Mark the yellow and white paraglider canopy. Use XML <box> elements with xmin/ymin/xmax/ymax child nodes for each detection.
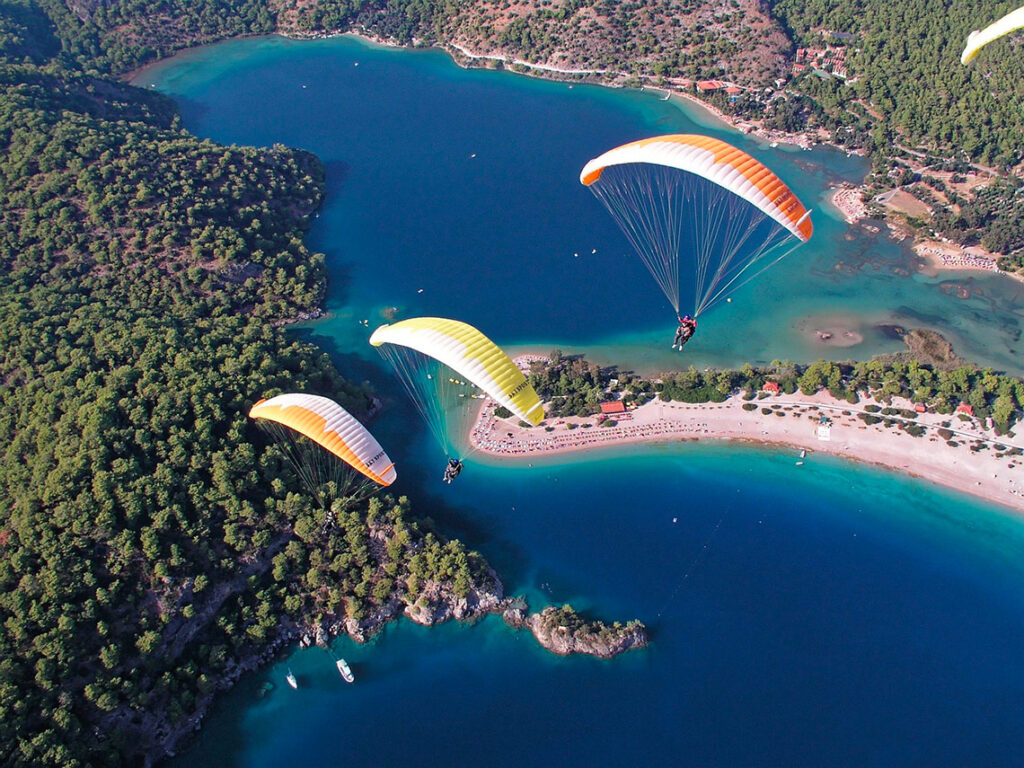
<box><xmin>249</xmin><ymin>393</ymin><xmax>396</xmax><ymax>486</ymax></box>
<box><xmin>961</xmin><ymin>6</ymin><xmax>1024</xmax><ymax>64</ymax></box>
<box><xmin>370</xmin><ymin>317</ymin><xmax>544</xmax><ymax>428</ymax></box>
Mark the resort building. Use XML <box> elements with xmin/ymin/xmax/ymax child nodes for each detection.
<box><xmin>600</xmin><ymin>401</ymin><xmax>626</xmax><ymax>415</ymax></box>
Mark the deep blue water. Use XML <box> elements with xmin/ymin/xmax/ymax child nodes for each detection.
<box><xmin>137</xmin><ymin>36</ymin><xmax>1024</xmax><ymax>767</ymax></box>
<box><xmin>179</xmin><ymin>449</ymin><xmax>1024</xmax><ymax>768</ymax></box>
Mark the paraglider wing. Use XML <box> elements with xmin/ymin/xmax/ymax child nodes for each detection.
<box><xmin>961</xmin><ymin>6</ymin><xmax>1024</xmax><ymax>63</ymax></box>
<box><xmin>580</xmin><ymin>135</ymin><xmax>812</xmax><ymax>242</ymax></box>
<box><xmin>580</xmin><ymin>134</ymin><xmax>812</xmax><ymax>317</ymax></box>
<box><xmin>370</xmin><ymin>317</ymin><xmax>544</xmax><ymax>426</ymax></box>
<box><xmin>249</xmin><ymin>393</ymin><xmax>396</xmax><ymax>486</ymax></box>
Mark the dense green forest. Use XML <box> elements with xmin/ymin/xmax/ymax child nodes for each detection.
<box><xmin>0</xmin><ymin>3</ymin><xmax>496</xmax><ymax>764</ymax></box>
<box><xmin>770</xmin><ymin>0</ymin><xmax>1024</xmax><ymax>167</ymax></box>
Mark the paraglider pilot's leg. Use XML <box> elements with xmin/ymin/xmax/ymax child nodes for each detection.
<box><xmin>672</xmin><ymin>327</ymin><xmax>685</xmax><ymax>349</ymax></box>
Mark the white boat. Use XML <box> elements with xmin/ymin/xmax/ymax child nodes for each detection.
<box><xmin>286</xmin><ymin>669</ymin><xmax>298</xmax><ymax>689</ymax></box>
<box><xmin>336</xmin><ymin>658</ymin><xmax>354</xmax><ymax>683</ymax></box>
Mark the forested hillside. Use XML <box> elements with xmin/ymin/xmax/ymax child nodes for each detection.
<box><xmin>771</xmin><ymin>0</ymin><xmax>1024</xmax><ymax>167</ymax></box>
<box><xmin>0</xmin><ymin>4</ymin><xmax>494</xmax><ymax>764</ymax></box>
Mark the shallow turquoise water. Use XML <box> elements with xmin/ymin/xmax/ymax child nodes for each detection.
<box><xmin>138</xmin><ymin>35</ymin><xmax>1024</xmax><ymax>767</ymax></box>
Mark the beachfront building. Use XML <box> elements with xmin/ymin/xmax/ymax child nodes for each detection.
<box><xmin>600</xmin><ymin>401</ymin><xmax>626</xmax><ymax>415</ymax></box>
<box><xmin>762</xmin><ymin>381</ymin><xmax>781</xmax><ymax>394</ymax></box>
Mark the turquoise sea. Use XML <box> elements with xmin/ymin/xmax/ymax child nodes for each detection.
<box><xmin>136</xmin><ymin>36</ymin><xmax>1024</xmax><ymax>766</ymax></box>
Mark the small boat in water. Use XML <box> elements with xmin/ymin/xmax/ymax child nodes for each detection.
<box><xmin>286</xmin><ymin>669</ymin><xmax>298</xmax><ymax>689</ymax></box>
<box><xmin>336</xmin><ymin>658</ymin><xmax>354</xmax><ymax>683</ymax></box>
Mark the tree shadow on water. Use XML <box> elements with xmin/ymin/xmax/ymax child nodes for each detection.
<box><xmin>320</xmin><ymin>159</ymin><xmax>350</xmax><ymax>198</ymax></box>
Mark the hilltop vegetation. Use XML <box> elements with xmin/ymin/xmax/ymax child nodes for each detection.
<box><xmin>767</xmin><ymin>0</ymin><xmax>1024</xmax><ymax>261</ymax></box>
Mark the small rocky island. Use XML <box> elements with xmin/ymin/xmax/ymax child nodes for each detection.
<box><xmin>506</xmin><ymin>602</ymin><xmax>649</xmax><ymax>659</ymax></box>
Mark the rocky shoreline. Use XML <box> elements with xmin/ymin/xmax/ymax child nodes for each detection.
<box><xmin>144</xmin><ymin>548</ymin><xmax>645</xmax><ymax>764</ymax></box>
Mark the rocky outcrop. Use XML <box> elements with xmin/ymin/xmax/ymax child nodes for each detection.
<box><xmin>525</xmin><ymin>605</ymin><xmax>648</xmax><ymax>659</ymax></box>
<box><xmin>404</xmin><ymin>568</ymin><xmax>504</xmax><ymax>626</ymax></box>
<box><xmin>271</xmin><ymin>307</ymin><xmax>325</xmax><ymax>326</ymax></box>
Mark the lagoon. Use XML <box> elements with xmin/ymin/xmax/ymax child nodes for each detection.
<box><xmin>136</xmin><ymin>34</ymin><xmax>1024</xmax><ymax>375</ymax></box>
<box><xmin>138</xmin><ymin>35</ymin><xmax>1024</xmax><ymax>767</ymax></box>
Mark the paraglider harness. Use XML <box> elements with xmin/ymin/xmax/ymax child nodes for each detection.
<box><xmin>673</xmin><ymin>315</ymin><xmax>697</xmax><ymax>350</ymax></box>
<box><xmin>442</xmin><ymin>457</ymin><xmax>463</xmax><ymax>484</ymax></box>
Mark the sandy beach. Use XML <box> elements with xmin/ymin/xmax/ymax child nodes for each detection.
<box><xmin>829</xmin><ymin>186</ymin><xmax>868</xmax><ymax>223</ymax></box>
<box><xmin>471</xmin><ymin>382</ymin><xmax>1024</xmax><ymax>512</ymax></box>
<box><xmin>914</xmin><ymin>240</ymin><xmax>1000</xmax><ymax>273</ymax></box>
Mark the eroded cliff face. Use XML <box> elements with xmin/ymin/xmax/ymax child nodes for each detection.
<box><xmin>64</xmin><ymin>0</ymin><xmax>113</xmax><ymax>23</ymax></box>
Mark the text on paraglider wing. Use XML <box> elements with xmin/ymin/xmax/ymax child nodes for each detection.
<box><xmin>508</xmin><ymin>379</ymin><xmax>531</xmax><ymax>397</ymax></box>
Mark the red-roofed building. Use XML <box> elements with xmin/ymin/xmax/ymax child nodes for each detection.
<box><xmin>762</xmin><ymin>381</ymin><xmax>780</xmax><ymax>394</ymax></box>
<box><xmin>914</xmin><ymin>403</ymin><xmax>927</xmax><ymax>413</ymax></box>
<box><xmin>600</xmin><ymin>401</ymin><xmax>626</xmax><ymax>415</ymax></box>
<box><xmin>956</xmin><ymin>403</ymin><xmax>974</xmax><ymax>417</ymax></box>
<box><xmin>724</xmin><ymin>86</ymin><xmax>742</xmax><ymax>95</ymax></box>
<box><xmin>696</xmin><ymin>80</ymin><xmax>725</xmax><ymax>91</ymax></box>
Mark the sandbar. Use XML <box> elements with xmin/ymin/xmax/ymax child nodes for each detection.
<box><xmin>793</xmin><ymin>316</ymin><xmax>864</xmax><ymax>347</ymax></box>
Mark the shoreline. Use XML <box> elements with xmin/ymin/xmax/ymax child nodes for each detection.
<box><xmin>284</xmin><ymin>29</ymin><xmax>828</xmax><ymax>151</ymax></box>
<box><xmin>471</xmin><ymin>370</ymin><xmax>1024</xmax><ymax>513</ymax></box>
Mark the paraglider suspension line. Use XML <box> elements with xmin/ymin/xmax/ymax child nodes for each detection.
<box><xmin>655</xmin><ymin>509</ymin><xmax>728</xmax><ymax>618</ymax></box>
